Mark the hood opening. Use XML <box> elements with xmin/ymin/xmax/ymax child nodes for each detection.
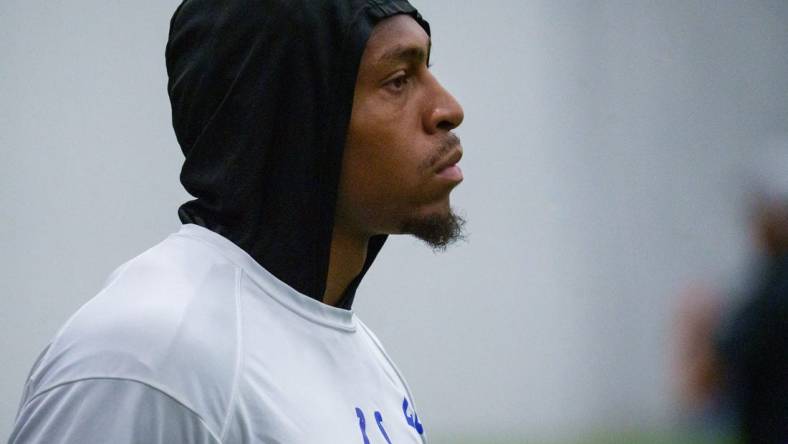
<box><xmin>166</xmin><ymin>0</ymin><xmax>430</xmax><ymax>309</ymax></box>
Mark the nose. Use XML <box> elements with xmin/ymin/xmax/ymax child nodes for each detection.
<box><xmin>424</xmin><ymin>74</ymin><xmax>464</xmax><ymax>134</ymax></box>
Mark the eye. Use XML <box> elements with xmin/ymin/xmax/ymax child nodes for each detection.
<box><xmin>384</xmin><ymin>73</ymin><xmax>410</xmax><ymax>94</ymax></box>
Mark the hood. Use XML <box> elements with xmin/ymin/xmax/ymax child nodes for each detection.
<box><xmin>165</xmin><ymin>0</ymin><xmax>430</xmax><ymax>309</ymax></box>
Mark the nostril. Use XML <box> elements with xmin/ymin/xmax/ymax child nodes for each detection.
<box><xmin>437</xmin><ymin>120</ymin><xmax>456</xmax><ymax>131</ymax></box>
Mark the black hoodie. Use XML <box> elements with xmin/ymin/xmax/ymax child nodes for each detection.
<box><xmin>165</xmin><ymin>0</ymin><xmax>430</xmax><ymax>310</ymax></box>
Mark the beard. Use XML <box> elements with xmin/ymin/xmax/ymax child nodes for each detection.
<box><xmin>401</xmin><ymin>207</ymin><xmax>466</xmax><ymax>251</ymax></box>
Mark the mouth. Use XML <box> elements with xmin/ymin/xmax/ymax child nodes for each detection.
<box><xmin>434</xmin><ymin>149</ymin><xmax>464</xmax><ymax>182</ymax></box>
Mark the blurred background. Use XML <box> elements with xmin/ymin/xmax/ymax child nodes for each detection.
<box><xmin>2</xmin><ymin>0</ymin><xmax>787</xmax><ymax>442</ymax></box>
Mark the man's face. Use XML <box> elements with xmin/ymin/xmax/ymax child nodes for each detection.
<box><xmin>337</xmin><ymin>14</ymin><xmax>465</xmax><ymax>248</ymax></box>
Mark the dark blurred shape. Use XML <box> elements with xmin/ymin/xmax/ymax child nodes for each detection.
<box><xmin>716</xmin><ymin>200</ymin><xmax>788</xmax><ymax>443</ymax></box>
<box><xmin>677</xmin><ymin>139</ymin><xmax>788</xmax><ymax>443</ymax></box>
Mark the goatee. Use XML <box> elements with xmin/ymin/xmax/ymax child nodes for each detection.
<box><xmin>401</xmin><ymin>207</ymin><xmax>466</xmax><ymax>251</ymax></box>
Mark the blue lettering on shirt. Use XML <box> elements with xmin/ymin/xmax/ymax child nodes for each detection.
<box><xmin>374</xmin><ymin>411</ymin><xmax>392</xmax><ymax>444</ymax></box>
<box><xmin>402</xmin><ymin>397</ymin><xmax>424</xmax><ymax>435</ymax></box>
<box><xmin>355</xmin><ymin>408</ymin><xmax>370</xmax><ymax>444</ymax></box>
<box><xmin>355</xmin><ymin>397</ymin><xmax>424</xmax><ymax>442</ymax></box>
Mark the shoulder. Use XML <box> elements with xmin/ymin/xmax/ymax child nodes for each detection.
<box><xmin>10</xmin><ymin>378</ymin><xmax>222</xmax><ymax>444</ymax></box>
<box><xmin>25</xmin><ymin>233</ymin><xmax>242</xmax><ymax>434</ymax></box>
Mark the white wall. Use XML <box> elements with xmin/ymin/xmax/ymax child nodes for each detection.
<box><xmin>3</xmin><ymin>1</ymin><xmax>788</xmax><ymax>441</ymax></box>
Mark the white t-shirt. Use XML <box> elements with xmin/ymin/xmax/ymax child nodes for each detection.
<box><xmin>9</xmin><ymin>224</ymin><xmax>427</xmax><ymax>443</ymax></box>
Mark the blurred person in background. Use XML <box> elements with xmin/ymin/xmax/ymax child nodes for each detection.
<box><xmin>677</xmin><ymin>139</ymin><xmax>788</xmax><ymax>443</ymax></box>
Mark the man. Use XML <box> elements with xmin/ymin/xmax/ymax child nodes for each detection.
<box><xmin>9</xmin><ymin>0</ymin><xmax>464</xmax><ymax>442</ymax></box>
<box><xmin>718</xmin><ymin>197</ymin><xmax>788</xmax><ymax>443</ymax></box>
<box><xmin>678</xmin><ymin>143</ymin><xmax>788</xmax><ymax>443</ymax></box>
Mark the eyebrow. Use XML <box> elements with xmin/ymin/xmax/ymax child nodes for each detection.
<box><xmin>377</xmin><ymin>39</ymin><xmax>432</xmax><ymax>66</ymax></box>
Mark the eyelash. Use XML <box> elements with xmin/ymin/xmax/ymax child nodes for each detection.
<box><xmin>385</xmin><ymin>63</ymin><xmax>433</xmax><ymax>93</ymax></box>
<box><xmin>387</xmin><ymin>74</ymin><xmax>409</xmax><ymax>91</ymax></box>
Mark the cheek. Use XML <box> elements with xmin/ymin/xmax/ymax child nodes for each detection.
<box><xmin>348</xmin><ymin>115</ymin><xmax>425</xmax><ymax>197</ymax></box>
<box><xmin>349</xmin><ymin>136</ymin><xmax>423</xmax><ymax>204</ymax></box>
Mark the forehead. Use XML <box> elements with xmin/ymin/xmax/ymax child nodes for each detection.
<box><xmin>363</xmin><ymin>14</ymin><xmax>430</xmax><ymax>61</ymax></box>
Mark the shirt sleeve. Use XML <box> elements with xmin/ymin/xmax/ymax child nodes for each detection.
<box><xmin>9</xmin><ymin>378</ymin><xmax>222</xmax><ymax>444</ymax></box>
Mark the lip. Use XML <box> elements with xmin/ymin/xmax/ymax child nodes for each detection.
<box><xmin>436</xmin><ymin>164</ymin><xmax>463</xmax><ymax>182</ymax></box>
<box><xmin>434</xmin><ymin>149</ymin><xmax>463</xmax><ymax>177</ymax></box>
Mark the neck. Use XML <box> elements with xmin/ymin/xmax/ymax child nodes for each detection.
<box><xmin>323</xmin><ymin>222</ymin><xmax>369</xmax><ymax>307</ymax></box>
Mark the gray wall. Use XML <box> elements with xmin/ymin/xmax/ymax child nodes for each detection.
<box><xmin>3</xmin><ymin>1</ymin><xmax>788</xmax><ymax>441</ymax></box>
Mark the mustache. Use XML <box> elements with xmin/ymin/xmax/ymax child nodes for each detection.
<box><xmin>423</xmin><ymin>133</ymin><xmax>461</xmax><ymax>170</ymax></box>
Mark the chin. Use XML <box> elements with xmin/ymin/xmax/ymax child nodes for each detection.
<box><xmin>370</xmin><ymin>195</ymin><xmax>456</xmax><ymax>236</ymax></box>
<box><xmin>398</xmin><ymin>200</ymin><xmax>466</xmax><ymax>250</ymax></box>
<box><xmin>414</xmin><ymin>196</ymin><xmax>453</xmax><ymax>219</ymax></box>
